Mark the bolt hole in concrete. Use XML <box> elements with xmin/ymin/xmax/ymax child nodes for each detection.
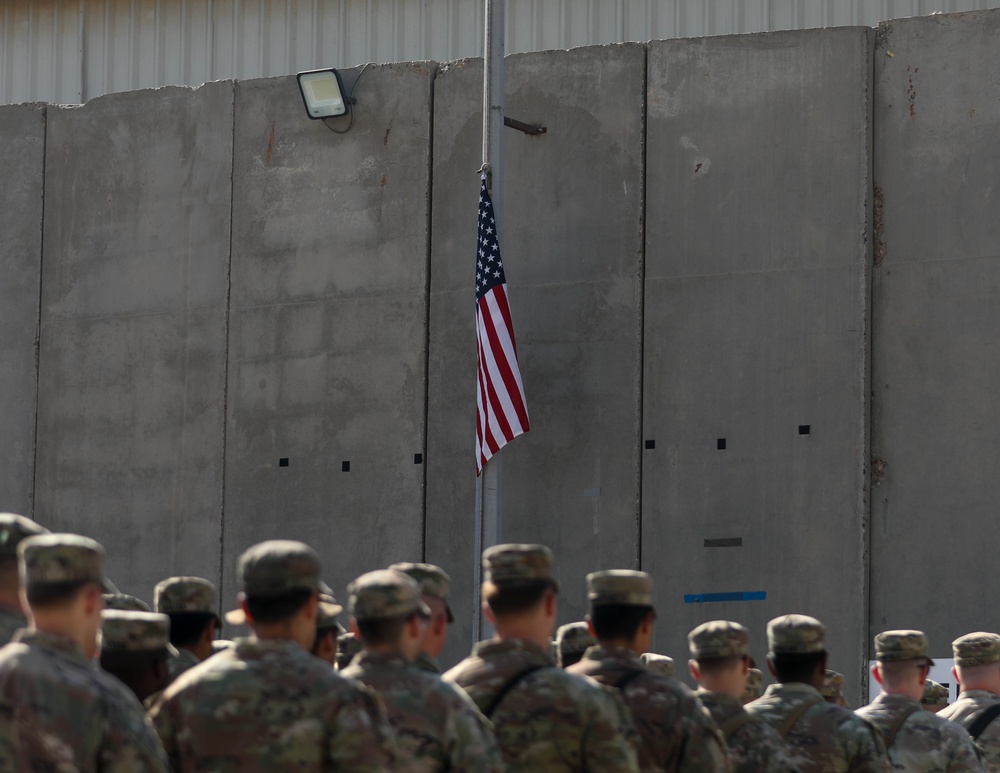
<box><xmin>278</xmin><ymin>458</ymin><xmax>289</xmax><ymax>467</ymax></box>
<box><xmin>717</xmin><ymin>438</ymin><xmax>726</xmax><ymax>450</ymax></box>
<box><xmin>799</xmin><ymin>425</ymin><xmax>811</xmax><ymax>435</ymax></box>
<box><xmin>413</xmin><ymin>453</ymin><xmax>423</xmax><ymax>464</ymax></box>
<box><xmin>342</xmin><ymin>461</ymin><xmax>350</xmax><ymax>472</ymax></box>
<box><xmin>644</xmin><ymin>439</ymin><xmax>655</xmax><ymax>450</ymax></box>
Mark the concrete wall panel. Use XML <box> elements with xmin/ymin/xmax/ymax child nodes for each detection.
<box><xmin>0</xmin><ymin>103</ymin><xmax>45</xmax><ymax>515</ymax></box>
<box><xmin>427</xmin><ymin>44</ymin><xmax>646</xmax><ymax>667</ymax></box>
<box><xmin>222</xmin><ymin>65</ymin><xmax>435</xmax><ymax>619</ymax></box>
<box><xmin>35</xmin><ymin>83</ymin><xmax>233</xmax><ymax>603</ymax></box>
<box><xmin>642</xmin><ymin>28</ymin><xmax>873</xmax><ymax>702</ymax></box>
<box><xmin>871</xmin><ymin>9</ymin><xmax>1000</xmax><ymax>655</ymax></box>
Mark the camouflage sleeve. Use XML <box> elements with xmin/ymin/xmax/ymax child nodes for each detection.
<box><xmin>445</xmin><ymin>686</ymin><xmax>505</xmax><ymax>773</ymax></box>
<box><xmin>100</xmin><ymin>688</ymin><xmax>170</xmax><ymax>773</ymax></box>
<box><xmin>677</xmin><ymin>694</ymin><xmax>731</xmax><ymax>773</ymax></box>
<box><xmin>949</xmin><ymin>729</ymin><xmax>987</xmax><ymax>773</ymax></box>
<box><xmin>327</xmin><ymin>682</ymin><xmax>397</xmax><ymax>772</ymax></box>
<box><xmin>845</xmin><ymin>716</ymin><xmax>892</xmax><ymax>773</ymax></box>
<box><xmin>147</xmin><ymin>694</ymin><xmax>182</xmax><ymax>773</ymax></box>
<box><xmin>580</xmin><ymin>684</ymin><xmax>640</xmax><ymax>773</ymax></box>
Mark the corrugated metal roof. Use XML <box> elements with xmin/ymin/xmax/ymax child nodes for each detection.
<box><xmin>2</xmin><ymin>0</ymin><xmax>999</xmax><ymax>105</ymax></box>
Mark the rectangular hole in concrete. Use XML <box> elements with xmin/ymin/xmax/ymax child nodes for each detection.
<box><xmin>717</xmin><ymin>438</ymin><xmax>726</xmax><ymax>450</ymax></box>
<box><xmin>704</xmin><ymin>537</ymin><xmax>743</xmax><ymax>547</ymax></box>
<box><xmin>414</xmin><ymin>453</ymin><xmax>423</xmax><ymax>464</ymax></box>
<box><xmin>278</xmin><ymin>458</ymin><xmax>289</xmax><ymax>467</ymax></box>
<box><xmin>799</xmin><ymin>425</ymin><xmax>811</xmax><ymax>435</ymax></box>
<box><xmin>342</xmin><ymin>461</ymin><xmax>350</xmax><ymax>472</ymax></box>
<box><xmin>645</xmin><ymin>439</ymin><xmax>655</xmax><ymax>450</ymax></box>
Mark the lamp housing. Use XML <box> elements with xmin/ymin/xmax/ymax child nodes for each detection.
<box><xmin>297</xmin><ymin>69</ymin><xmax>349</xmax><ymax>120</ymax></box>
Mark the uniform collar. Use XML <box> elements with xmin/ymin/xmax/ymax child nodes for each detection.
<box><xmin>764</xmin><ymin>681</ymin><xmax>823</xmax><ymax>699</ymax></box>
<box><xmin>582</xmin><ymin>644</ymin><xmax>644</xmax><ymax>669</ymax></box>
<box><xmin>14</xmin><ymin>629</ymin><xmax>90</xmax><ymax>666</ymax></box>
<box><xmin>474</xmin><ymin>636</ymin><xmax>554</xmax><ymax>664</ymax></box>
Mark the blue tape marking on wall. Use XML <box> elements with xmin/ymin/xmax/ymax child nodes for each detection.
<box><xmin>684</xmin><ymin>591</ymin><xmax>766</xmax><ymax>604</ymax></box>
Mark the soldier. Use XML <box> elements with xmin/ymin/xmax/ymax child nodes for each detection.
<box><xmin>443</xmin><ymin>543</ymin><xmax>639</xmax><ymax>772</ymax></box>
<box><xmin>313</xmin><ymin>594</ymin><xmax>345</xmax><ymax>666</ymax></box>
<box><xmin>687</xmin><ymin>620</ymin><xmax>797</xmax><ymax>773</ymax></box>
<box><xmin>556</xmin><ymin>621</ymin><xmax>596</xmax><ymax>668</ymax></box>
<box><xmin>856</xmin><ymin>629</ymin><xmax>982</xmax><ymax>772</ymax></box>
<box><xmin>823</xmin><ymin>670</ymin><xmax>850</xmax><ymax>707</ymax></box>
<box><xmin>154</xmin><ymin>576</ymin><xmax>220</xmax><ymax>680</ymax></box>
<box><xmin>938</xmin><ymin>632</ymin><xmax>1000</xmax><ymax>770</ymax></box>
<box><xmin>922</xmin><ymin>679</ymin><xmax>950</xmax><ymax>713</ymax></box>
<box><xmin>745</xmin><ymin>614</ymin><xmax>890</xmax><ymax>773</ymax></box>
<box><xmin>390</xmin><ymin>562</ymin><xmax>455</xmax><ymax>674</ymax></box>
<box><xmin>640</xmin><ymin>652</ymin><xmax>675</xmax><ymax>677</ymax></box>
<box><xmin>337</xmin><ymin>631</ymin><xmax>362</xmax><ymax>670</ymax></box>
<box><xmin>148</xmin><ymin>539</ymin><xmax>396</xmax><ymax>772</ymax></box>
<box><xmin>743</xmin><ymin>668</ymin><xmax>764</xmax><ymax>704</ymax></box>
<box><xmin>343</xmin><ymin>569</ymin><xmax>504</xmax><ymax>772</ymax></box>
<box><xmin>0</xmin><ymin>513</ymin><xmax>47</xmax><ymax>645</ymax></box>
<box><xmin>0</xmin><ymin>533</ymin><xmax>168</xmax><ymax>771</ymax></box>
<box><xmin>567</xmin><ymin>570</ymin><xmax>728</xmax><ymax>772</ymax></box>
<box><xmin>103</xmin><ymin>593</ymin><xmax>152</xmax><ymax>612</ymax></box>
<box><xmin>100</xmin><ymin>610</ymin><xmax>173</xmax><ymax>704</ymax></box>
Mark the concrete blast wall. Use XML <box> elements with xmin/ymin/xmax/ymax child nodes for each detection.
<box><xmin>0</xmin><ymin>7</ymin><xmax>997</xmax><ymax>705</ymax></box>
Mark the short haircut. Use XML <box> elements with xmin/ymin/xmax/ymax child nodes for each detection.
<box><xmin>356</xmin><ymin>612</ymin><xmax>415</xmax><ymax>648</ymax></box>
<box><xmin>589</xmin><ymin>604</ymin><xmax>653</xmax><ymax>642</ymax></box>
<box><xmin>483</xmin><ymin>580</ymin><xmax>558</xmax><ymax>617</ymax></box>
<box><xmin>167</xmin><ymin>611</ymin><xmax>218</xmax><ymax>648</ymax></box>
<box><xmin>694</xmin><ymin>655</ymin><xmax>745</xmax><ymax>676</ymax></box>
<box><xmin>244</xmin><ymin>588</ymin><xmax>314</xmax><ymax>625</ymax></box>
<box><xmin>25</xmin><ymin>580</ymin><xmax>92</xmax><ymax>609</ymax></box>
<box><xmin>771</xmin><ymin>651</ymin><xmax>826</xmax><ymax>684</ymax></box>
<box><xmin>560</xmin><ymin>650</ymin><xmax>586</xmax><ymax>669</ymax></box>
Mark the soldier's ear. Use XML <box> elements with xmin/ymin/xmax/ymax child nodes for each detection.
<box><xmin>871</xmin><ymin>663</ymin><xmax>884</xmax><ymax>686</ymax></box>
<box><xmin>688</xmin><ymin>659</ymin><xmax>701</xmax><ymax>682</ymax></box>
<box><xmin>483</xmin><ymin>603</ymin><xmax>496</xmax><ymax>625</ymax></box>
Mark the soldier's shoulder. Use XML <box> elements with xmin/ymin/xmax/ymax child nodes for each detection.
<box><xmin>820</xmin><ymin>702</ymin><xmax>882</xmax><ymax>738</ymax></box>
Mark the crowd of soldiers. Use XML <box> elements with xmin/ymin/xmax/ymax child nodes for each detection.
<box><xmin>0</xmin><ymin>512</ymin><xmax>999</xmax><ymax>772</ymax></box>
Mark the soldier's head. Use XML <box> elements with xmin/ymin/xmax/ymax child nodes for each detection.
<box><xmin>742</xmin><ymin>667</ymin><xmax>764</xmax><ymax>704</ymax></box>
<box><xmin>348</xmin><ymin>569</ymin><xmax>430</xmax><ymax>661</ymax></box>
<box><xmin>154</xmin><ymin>577</ymin><xmax>220</xmax><ymax>662</ymax></box>
<box><xmin>99</xmin><ymin>610</ymin><xmax>173</xmax><ymax>701</ymax></box>
<box><xmin>19</xmin><ymin>534</ymin><xmax>111</xmax><ymax>657</ymax></box>
<box><xmin>311</xmin><ymin>594</ymin><xmax>344</xmax><ymax>666</ymax></box>
<box><xmin>585</xmin><ymin>570</ymin><xmax>655</xmax><ymax>655</ymax></box>
<box><xmin>555</xmin><ymin>622</ymin><xmax>596</xmax><ymax>668</ymax></box>
<box><xmin>821</xmin><ymin>669</ymin><xmax>850</xmax><ymax>707</ymax></box>
<box><xmin>233</xmin><ymin>540</ymin><xmax>329</xmax><ymax>651</ymax></box>
<box><xmin>0</xmin><ymin>514</ymin><xmax>48</xmax><ymax>602</ymax></box>
<box><xmin>481</xmin><ymin>544</ymin><xmax>559</xmax><ymax>648</ymax></box>
<box><xmin>103</xmin><ymin>593</ymin><xmax>151</xmax><ymax>612</ymax></box>
<box><xmin>921</xmin><ymin>679</ymin><xmax>949</xmax><ymax>713</ymax></box>
<box><xmin>687</xmin><ymin>620</ymin><xmax>751</xmax><ymax>698</ymax></box>
<box><xmin>951</xmin><ymin>632</ymin><xmax>1000</xmax><ymax>695</ymax></box>
<box><xmin>765</xmin><ymin>614</ymin><xmax>827</xmax><ymax>689</ymax></box>
<box><xmin>871</xmin><ymin>630</ymin><xmax>933</xmax><ymax>702</ymax></box>
<box><xmin>336</xmin><ymin>631</ymin><xmax>362</xmax><ymax>670</ymax></box>
<box><xmin>389</xmin><ymin>562</ymin><xmax>453</xmax><ymax>658</ymax></box>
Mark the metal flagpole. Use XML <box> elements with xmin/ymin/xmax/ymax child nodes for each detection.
<box><xmin>473</xmin><ymin>0</ymin><xmax>505</xmax><ymax>645</ymax></box>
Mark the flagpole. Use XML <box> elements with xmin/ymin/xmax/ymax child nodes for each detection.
<box><xmin>473</xmin><ymin>0</ymin><xmax>505</xmax><ymax>645</ymax></box>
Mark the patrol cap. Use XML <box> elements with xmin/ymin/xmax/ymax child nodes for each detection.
<box><xmin>688</xmin><ymin>620</ymin><xmax>750</xmax><ymax>660</ymax></box>
<box><xmin>922</xmin><ymin>679</ymin><xmax>949</xmax><ymax>706</ymax></box>
<box><xmin>237</xmin><ymin>540</ymin><xmax>332</xmax><ymax>598</ymax></box>
<box><xmin>317</xmin><ymin>593</ymin><xmax>345</xmax><ymax>632</ymax></box>
<box><xmin>348</xmin><ymin>569</ymin><xmax>431</xmax><ymax>621</ymax></box>
<box><xmin>742</xmin><ymin>668</ymin><xmax>764</xmax><ymax>701</ymax></box>
<box><xmin>19</xmin><ymin>534</ymin><xmax>112</xmax><ymax>592</ymax></box>
<box><xmin>952</xmin><ymin>632</ymin><xmax>1000</xmax><ymax>667</ymax></box>
<box><xmin>587</xmin><ymin>570</ymin><xmax>653</xmax><ymax>607</ymax></box>
<box><xmin>767</xmin><ymin>614</ymin><xmax>825</xmax><ymax>655</ymax></box>
<box><xmin>389</xmin><ymin>562</ymin><xmax>454</xmax><ymax>623</ymax></box>
<box><xmin>154</xmin><ymin>577</ymin><xmax>219</xmax><ymax>620</ymax></box>
<box><xmin>0</xmin><ymin>514</ymin><xmax>48</xmax><ymax>558</ymax></box>
<box><xmin>100</xmin><ymin>610</ymin><xmax>174</xmax><ymax>654</ymax></box>
<box><xmin>556</xmin><ymin>622</ymin><xmax>596</xmax><ymax>661</ymax></box>
<box><xmin>640</xmin><ymin>652</ymin><xmax>675</xmax><ymax>678</ymax></box>
<box><xmin>821</xmin><ymin>669</ymin><xmax>845</xmax><ymax>699</ymax></box>
<box><xmin>482</xmin><ymin>544</ymin><xmax>555</xmax><ymax>586</ymax></box>
<box><xmin>874</xmin><ymin>629</ymin><xmax>932</xmax><ymax>664</ymax></box>
<box><xmin>103</xmin><ymin>593</ymin><xmax>151</xmax><ymax>613</ymax></box>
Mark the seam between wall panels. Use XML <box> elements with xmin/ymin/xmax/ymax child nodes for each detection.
<box><xmin>636</xmin><ymin>43</ymin><xmax>648</xmax><ymax>571</ymax></box>
<box><xmin>30</xmin><ymin>104</ymin><xmax>47</xmax><ymax>521</ymax></box>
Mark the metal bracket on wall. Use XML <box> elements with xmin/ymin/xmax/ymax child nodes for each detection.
<box><xmin>504</xmin><ymin>116</ymin><xmax>547</xmax><ymax>135</ymax></box>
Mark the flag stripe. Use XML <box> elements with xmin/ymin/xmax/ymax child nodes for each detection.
<box><xmin>481</xmin><ymin>289</ymin><xmax>529</xmax><ymax>428</ymax></box>
<box><xmin>478</xmin><ymin>301</ymin><xmax>525</xmax><ymax>436</ymax></box>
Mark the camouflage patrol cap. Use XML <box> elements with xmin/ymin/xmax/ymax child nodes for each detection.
<box><xmin>556</xmin><ymin>622</ymin><xmax>596</xmax><ymax>661</ymax></box>
<box><xmin>821</xmin><ymin>669</ymin><xmax>845</xmax><ymax>699</ymax></box>
<box><xmin>100</xmin><ymin>610</ymin><xmax>172</xmax><ymax>654</ymax></box>
<box><xmin>18</xmin><ymin>533</ymin><xmax>112</xmax><ymax>591</ymax></box>
<box><xmin>953</xmin><ymin>632</ymin><xmax>1000</xmax><ymax>667</ymax></box>
<box><xmin>587</xmin><ymin>570</ymin><xmax>653</xmax><ymax>607</ymax></box>
<box><xmin>688</xmin><ymin>620</ymin><xmax>750</xmax><ymax>660</ymax></box>
<box><xmin>389</xmin><ymin>562</ymin><xmax>454</xmax><ymax>623</ymax></box>
<box><xmin>743</xmin><ymin>667</ymin><xmax>764</xmax><ymax>701</ymax></box>
<box><xmin>348</xmin><ymin>569</ymin><xmax>431</xmax><ymax>621</ymax></box>
<box><xmin>922</xmin><ymin>679</ymin><xmax>949</xmax><ymax>705</ymax></box>
<box><xmin>640</xmin><ymin>652</ymin><xmax>675</xmax><ymax>677</ymax></box>
<box><xmin>767</xmin><ymin>614</ymin><xmax>825</xmax><ymax>655</ymax></box>
<box><xmin>103</xmin><ymin>593</ymin><xmax>151</xmax><ymax>613</ymax></box>
<box><xmin>874</xmin><ymin>629</ymin><xmax>932</xmax><ymax>664</ymax></box>
<box><xmin>482</xmin><ymin>544</ymin><xmax>555</xmax><ymax>586</ymax></box>
<box><xmin>154</xmin><ymin>577</ymin><xmax>219</xmax><ymax>619</ymax></box>
<box><xmin>316</xmin><ymin>593</ymin><xmax>345</xmax><ymax>632</ymax></box>
<box><xmin>238</xmin><ymin>540</ymin><xmax>332</xmax><ymax>598</ymax></box>
<box><xmin>0</xmin><ymin>514</ymin><xmax>48</xmax><ymax>557</ymax></box>
<box><xmin>337</xmin><ymin>632</ymin><xmax>362</xmax><ymax>669</ymax></box>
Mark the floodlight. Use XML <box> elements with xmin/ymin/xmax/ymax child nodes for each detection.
<box><xmin>297</xmin><ymin>69</ymin><xmax>349</xmax><ymax>120</ymax></box>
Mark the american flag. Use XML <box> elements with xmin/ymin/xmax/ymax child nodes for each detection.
<box><xmin>476</xmin><ymin>176</ymin><xmax>529</xmax><ymax>475</ymax></box>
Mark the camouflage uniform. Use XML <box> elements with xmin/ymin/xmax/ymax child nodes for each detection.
<box><xmin>640</xmin><ymin>652</ymin><xmax>675</xmax><ymax>678</ymax></box>
<box><xmin>344</xmin><ymin>568</ymin><xmax>502</xmax><ymax>772</ymax></box>
<box><xmin>824</xmin><ymin>670</ymin><xmax>850</xmax><ymax>707</ymax></box>
<box><xmin>688</xmin><ymin>620</ymin><xmax>797</xmax><ymax>773</ymax></box>
<box><xmin>938</xmin><ymin>633</ymin><xmax>1000</xmax><ymax>771</ymax></box>
<box><xmin>148</xmin><ymin>540</ymin><xmax>396</xmax><ymax>772</ymax></box>
<box><xmin>746</xmin><ymin>614</ymin><xmax>890</xmax><ymax>773</ymax></box>
<box><xmin>444</xmin><ymin>544</ymin><xmax>639</xmax><ymax>773</ymax></box>
<box><xmin>922</xmin><ymin>680</ymin><xmax>949</xmax><ymax>712</ymax></box>
<box><xmin>100</xmin><ymin>610</ymin><xmax>174</xmax><ymax>703</ymax></box>
<box><xmin>103</xmin><ymin>593</ymin><xmax>152</xmax><ymax>612</ymax></box>
<box><xmin>856</xmin><ymin>630</ymin><xmax>982</xmax><ymax>772</ymax></box>
<box><xmin>0</xmin><ymin>514</ymin><xmax>48</xmax><ymax>646</ymax></box>
<box><xmin>390</xmin><ymin>562</ymin><xmax>455</xmax><ymax>675</ymax></box>
<box><xmin>556</xmin><ymin>622</ymin><xmax>596</xmax><ymax>668</ymax></box>
<box><xmin>743</xmin><ymin>668</ymin><xmax>764</xmax><ymax>704</ymax></box>
<box><xmin>0</xmin><ymin>607</ymin><xmax>25</xmax><ymax>649</ymax></box>
<box><xmin>0</xmin><ymin>533</ymin><xmax>168</xmax><ymax>772</ymax></box>
<box><xmin>154</xmin><ymin>576</ymin><xmax>220</xmax><ymax>680</ymax></box>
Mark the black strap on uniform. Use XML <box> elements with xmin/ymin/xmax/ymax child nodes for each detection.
<box><xmin>778</xmin><ymin>697</ymin><xmax>822</xmax><ymax>739</ymax></box>
<box><xmin>967</xmin><ymin>703</ymin><xmax>1000</xmax><ymax>741</ymax></box>
<box><xmin>882</xmin><ymin>704</ymin><xmax>921</xmax><ymax>749</ymax></box>
<box><xmin>483</xmin><ymin>665</ymin><xmax>547</xmax><ymax>718</ymax></box>
<box><xmin>615</xmin><ymin>669</ymin><xmax>646</xmax><ymax>692</ymax></box>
